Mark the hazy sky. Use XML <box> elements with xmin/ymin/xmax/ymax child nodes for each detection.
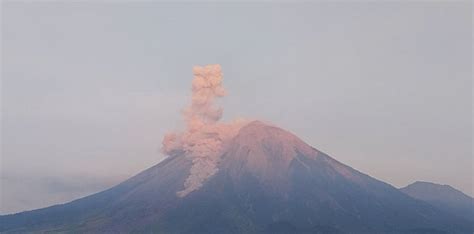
<box><xmin>1</xmin><ymin>2</ymin><xmax>472</xmax><ymax>214</ymax></box>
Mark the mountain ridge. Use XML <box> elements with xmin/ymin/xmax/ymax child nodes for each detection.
<box><xmin>1</xmin><ymin>121</ymin><xmax>472</xmax><ymax>233</ymax></box>
<box><xmin>400</xmin><ymin>181</ymin><xmax>474</xmax><ymax>224</ymax></box>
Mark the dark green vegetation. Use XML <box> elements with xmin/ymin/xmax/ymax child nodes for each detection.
<box><xmin>1</xmin><ymin>121</ymin><xmax>472</xmax><ymax>233</ymax></box>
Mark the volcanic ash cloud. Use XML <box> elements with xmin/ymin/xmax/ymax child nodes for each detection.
<box><xmin>162</xmin><ymin>64</ymin><xmax>247</xmax><ymax>197</ymax></box>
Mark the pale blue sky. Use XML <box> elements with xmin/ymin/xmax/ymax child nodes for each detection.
<box><xmin>1</xmin><ymin>2</ymin><xmax>472</xmax><ymax>214</ymax></box>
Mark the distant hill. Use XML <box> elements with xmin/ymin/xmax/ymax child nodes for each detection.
<box><xmin>1</xmin><ymin>121</ymin><xmax>472</xmax><ymax>233</ymax></box>
<box><xmin>401</xmin><ymin>181</ymin><xmax>474</xmax><ymax>223</ymax></box>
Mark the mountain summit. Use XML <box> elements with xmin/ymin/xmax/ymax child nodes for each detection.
<box><xmin>0</xmin><ymin>121</ymin><xmax>472</xmax><ymax>233</ymax></box>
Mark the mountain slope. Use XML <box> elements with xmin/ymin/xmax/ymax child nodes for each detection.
<box><xmin>0</xmin><ymin>154</ymin><xmax>192</xmax><ymax>232</ymax></box>
<box><xmin>401</xmin><ymin>181</ymin><xmax>474</xmax><ymax>223</ymax></box>
<box><xmin>1</xmin><ymin>121</ymin><xmax>472</xmax><ymax>233</ymax></box>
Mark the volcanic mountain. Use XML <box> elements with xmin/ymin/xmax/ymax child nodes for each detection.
<box><xmin>1</xmin><ymin>121</ymin><xmax>472</xmax><ymax>233</ymax></box>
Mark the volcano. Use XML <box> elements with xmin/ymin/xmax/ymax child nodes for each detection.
<box><xmin>0</xmin><ymin>121</ymin><xmax>472</xmax><ymax>233</ymax></box>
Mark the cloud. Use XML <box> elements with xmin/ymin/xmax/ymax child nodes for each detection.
<box><xmin>161</xmin><ymin>64</ymin><xmax>248</xmax><ymax>197</ymax></box>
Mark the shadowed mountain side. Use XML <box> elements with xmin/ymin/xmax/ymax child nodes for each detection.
<box><xmin>1</xmin><ymin>121</ymin><xmax>471</xmax><ymax>233</ymax></box>
<box><xmin>0</xmin><ymin>155</ymin><xmax>191</xmax><ymax>232</ymax></box>
<box><xmin>401</xmin><ymin>181</ymin><xmax>474</xmax><ymax>224</ymax></box>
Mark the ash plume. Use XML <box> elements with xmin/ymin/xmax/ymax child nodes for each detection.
<box><xmin>162</xmin><ymin>64</ymin><xmax>247</xmax><ymax>197</ymax></box>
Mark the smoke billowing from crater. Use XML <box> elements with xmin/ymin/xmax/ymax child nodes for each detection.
<box><xmin>162</xmin><ymin>64</ymin><xmax>247</xmax><ymax>197</ymax></box>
